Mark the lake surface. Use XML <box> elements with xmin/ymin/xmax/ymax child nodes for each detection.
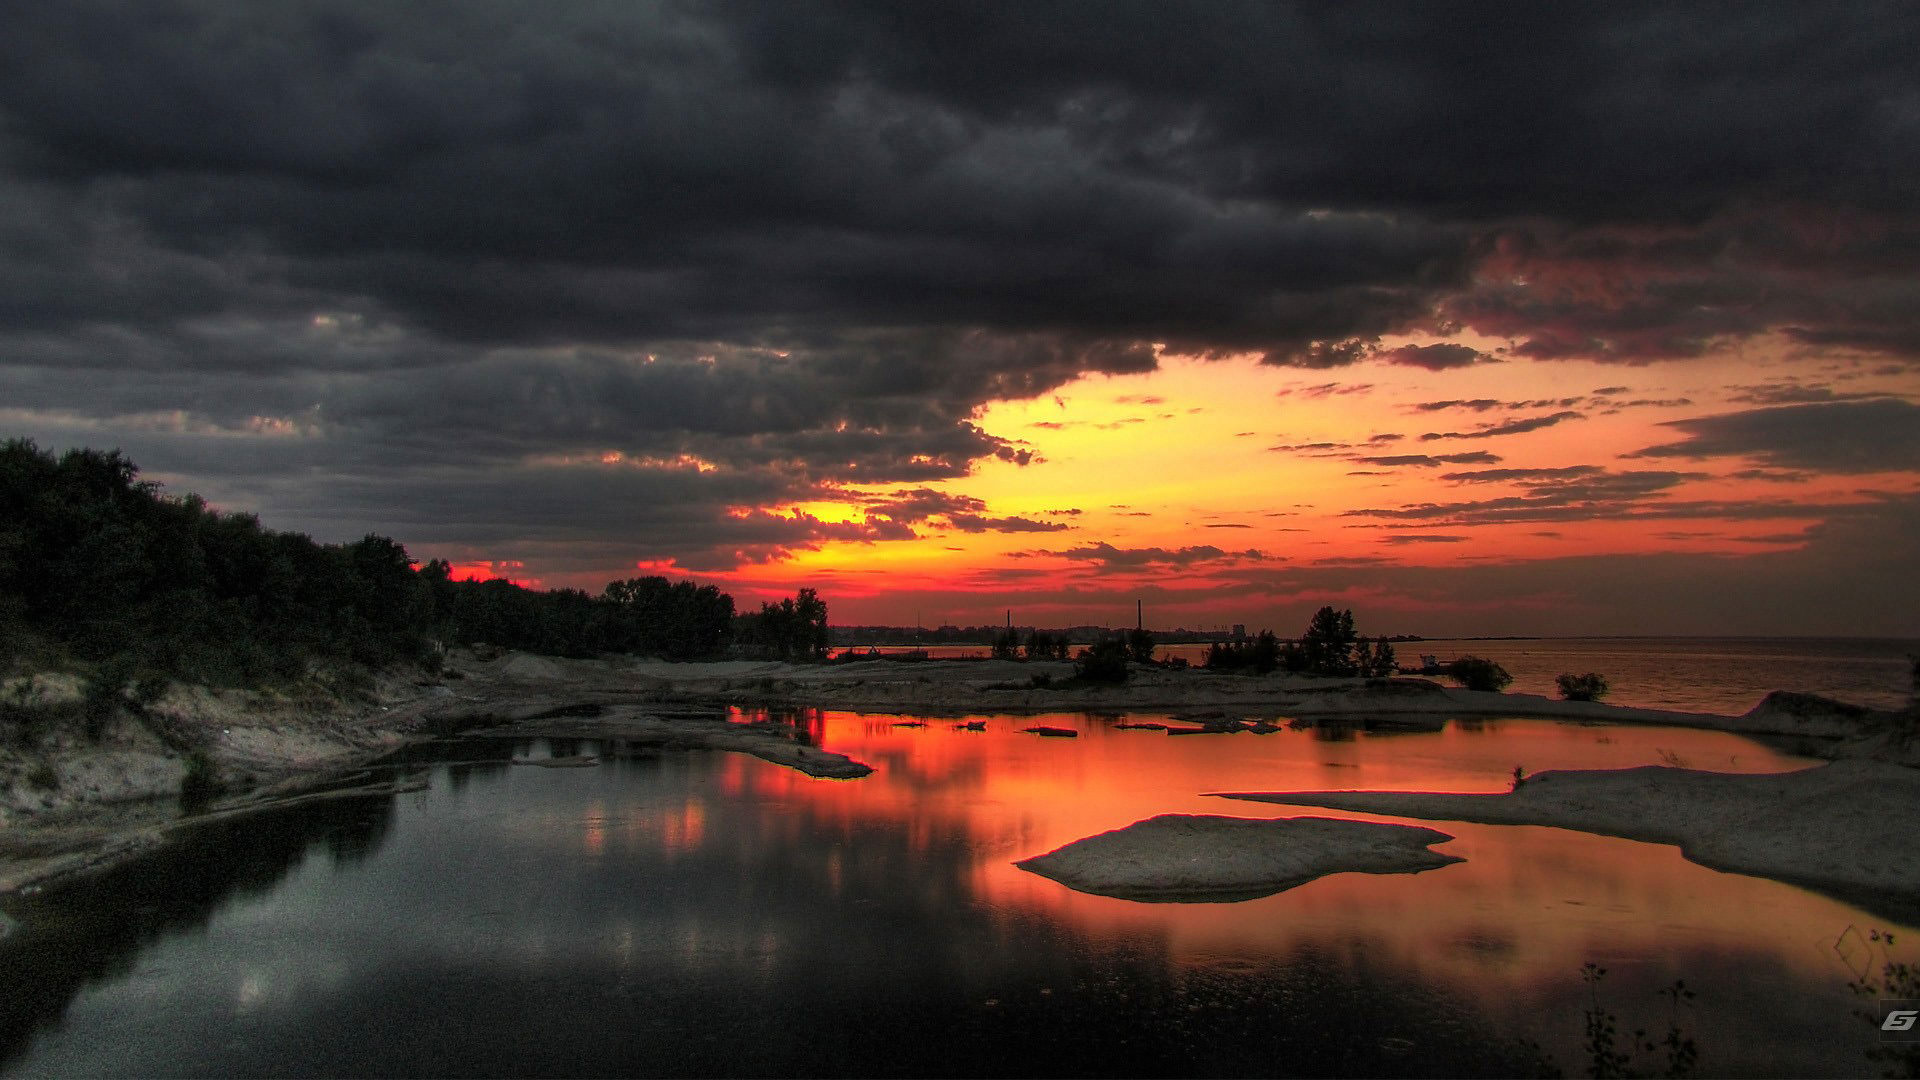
<box><xmin>861</xmin><ymin>637</ymin><xmax>1919</xmax><ymax>714</ymax></box>
<box><xmin>1</xmin><ymin>703</ymin><xmax>1910</xmax><ymax>1077</ymax></box>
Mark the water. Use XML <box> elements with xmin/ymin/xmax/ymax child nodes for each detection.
<box><xmin>1</xmin><ymin>703</ymin><xmax>1908</xmax><ymax>1078</ymax></box>
<box><xmin>1394</xmin><ymin>637</ymin><xmax>1919</xmax><ymax>714</ymax></box>
<box><xmin>856</xmin><ymin>638</ymin><xmax>1919</xmax><ymax>715</ymax></box>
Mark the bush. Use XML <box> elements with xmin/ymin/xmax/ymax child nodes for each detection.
<box><xmin>1073</xmin><ymin>638</ymin><xmax>1131</xmax><ymax>684</ymax></box>
<box><xmin>2</xmin><ymin>680</ymin><xmax>61</xmax><ymax>749</ymax></box>
<box><xmin>1447</xmin><ymin>656</ymin><xmax>1513</xmax><ymax>692</ymax></box>
<box><xmin>179</xmin><ymin>750</ymin><xmax>220</xmax><ymax>811</ymax></box>
<box><xmin>27</xmin><ymin>761</ymin><xmax>59</xmax><ymax>791</ymax></box>
<box><xmin>1556</xmin><ymin>672</ymin><xmax>1610</xmax><ymax>701</ymax></box>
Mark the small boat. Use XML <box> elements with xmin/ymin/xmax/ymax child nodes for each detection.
<box><xmin>1021</xmin><ymin>725</ymin><xmax>1079</xmax><ymax>738</ymax></box>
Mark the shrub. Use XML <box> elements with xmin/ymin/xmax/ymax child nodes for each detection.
<box><xmin>1447</xmin><ymin>656</ymin><xmax>1513</xmax><ymax>692</ymax></box>
<box><xmin>991</xmin><ymin>628</ymin><xmax>1019</xmax><ymax>660</ymax></box>
<box><xmin>1556</xmin><ymin>672</ymin><xmax>1610</xmax><ymax>701</ymax></box>
<box><xmin>179</xmin><ymin>750</ymin><xmax>220</xmax><ymax>811</ymax></box>
<box><xmin>81</xmin><ymin>672</ymin><xmax>124</xmax><ymax>740</ymax></box>
<box><xmin>27</xmin><ymin>761</ymin><xmax>59</xmax><ymax>790</ymax></box>
<box><xmin>1073</xmin><ymin>638</ymin><xmax>1131</xmax><ymax>684</ymax></box>
<box><xmin>2</xmin><ymin>680</ymin><xmax>60</xmax><ymax>749</ymax></box>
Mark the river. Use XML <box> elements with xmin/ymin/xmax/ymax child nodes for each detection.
<box><xmin>1</xmin><ymin>697</ymin><xmax>1909</xmax><ymax>1077</ymax></box>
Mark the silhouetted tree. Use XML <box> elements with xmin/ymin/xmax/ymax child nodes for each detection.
<box><xmin>1126</xmin><ymin>626</ymin><xmax>1155</xmax><ymax>664</ymax></box>
<box><xmin>1300</xmin><ymin>606</ymin><xmax>1359</xmax><ymax>676</ymax></box>
<box><xmin>1204</xmin><ymin>630</ymin><xmax>1281</xmax><ymax>674</ymax></box>
<box><xmin>1024</xmin><ymin>629</ymin><xmax>1067</xmax><ymax>661</ymax></box>
<box><xmin>1074</xmin><ymin>637</ymin><xmax>1131</xmax><ymax>683</ymax></box>
<box><xmin>992</xmin><ymin>628</ymin><xmax>1019</xmax><ymax>660</ymax></box>
<box><xmin>0</xmin><ymin>439</ymin><xmax>752</xmax><ymax>682</ymax></box>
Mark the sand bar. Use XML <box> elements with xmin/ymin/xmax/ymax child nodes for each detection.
<box><xmin>1015</xmin><ymin>813</ymin><xmax>1462</xmax><ymax>901</ymax></box>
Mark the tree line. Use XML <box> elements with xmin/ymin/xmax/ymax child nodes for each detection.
<box><xmin>0</xmin><ymin>439</ymin><xmax>818</xmax><ymax>684</ymax></box>
<box><xmin>1203</xmin><ymin>606</ymin><xmax>1398</xmax><ymax>677</ymax></box>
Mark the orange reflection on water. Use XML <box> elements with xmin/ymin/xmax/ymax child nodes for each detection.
<box><xmin>725</xmin><ymin>707</ymin><xmax>1909</xmax><ymax>1027</ymax></box>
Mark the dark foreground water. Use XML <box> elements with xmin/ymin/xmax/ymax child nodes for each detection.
<box><xmin>2</xmin><ymin>709</ymin><xmax>1911</xmax><ymax>1078</ymax></box>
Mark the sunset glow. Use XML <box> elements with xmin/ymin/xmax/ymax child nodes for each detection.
<box><xmin>2</xmin><ymin>5</ymin><xmax>1915</xmax><ymax>637</ymax></box>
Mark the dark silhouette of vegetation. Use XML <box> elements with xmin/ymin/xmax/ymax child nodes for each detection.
<box><xmin>1354</xmin><ymin>636</ymin><xmax>1398</xmax><ymax>677</ymax></box>
<box><xmin>1205</xmin><ymin>630</ymin><xmax>1281</xmax><ymax>673</ymax></box>
<box><xmin>1447</xmin><ymin>655</ymin><xmax>1514</xmax><ymax>692</ymax></box>
<box><xmin>1300</xmin><ymin>606</ymin><xmax>1358</xmax><ymax>675</ymax></box>
<box><xmin>1024</xmin><ymin>630</ymin><xmax>1069</xmax><ymax>661</ymax></box>
<box><xmin>1557</xmin><ymin>672</ymin><xmax>1611</xmax><ymax>702</ymax></box>
<box><xmin>736</xmin><ymin>587</ymin><xmax>829</xmax><ymax>661</ymax></box>
<box><xmin>1848</xmin><ymin>928</ymin><xmax>1920</xmax><ymax>1079</ymax></box>
<box><xmin>1209</xmin><ymin>607</ymin><xmax>1399</xmax><ymax>678</ymax></box>
<box><xmin>1288</xmin><ymin>607</ymin><xmax>1400</xmax><ymax>677</ymax></box>
<box><xmin>1543</xmin><ymin>963</ymin><xmax>1698</xmax><ymax>1080</ymax></box>
<box><xmin>1126</xmin><ymin>626</ymin><xmax>1155</xmax><ymax>664</ymax></box>
<box><xmin>179</xmin><ymin>750</ymin><xmax>220</xmax><ymax>811</ymax></box>
<box><xmin>1073</xmin><ymin>637</ymin><xmax>1131</xmax><ymax>683</ymax></box>
<box><xmin>991</xmin><ymin>627</ymin><xmax>1019</xmax><ymax>660</ymax></box>
<box><xmin>596</xmin><ymin>575</ymin><xmax>735</xmax><ymax>660</ymax></box>
<box><xmin>0</xmin><ymin>439</ymin><xmax>749</xmax><ymax>686</ymax></box>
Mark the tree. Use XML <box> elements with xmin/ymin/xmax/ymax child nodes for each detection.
<box><xmin>1126</xmin><ymin>626</ymin><xmax>1155</xmax><ymax>664</ymax></box>
<box><xmin>1024</xmin><ymin>629</ymin><xmax>1066</xmax><ymax>661</ymax></box>
<box><xmin>746</xmin><ymin>587</ymin><xmax>829</xmax><ymax>661</ymax></box>
<box><xmin>1204</xmin><ymin>630</ymin><xmax>1281</xmax><ymax>674</ymax></box>
<box><xmin>992</xmin><ymin>627</ymin><xmax>1019</xmax><ymax>660</ymax></box>
<box><xmin>1300</xmin><ymin>606</ymin><xmax>1358</xmax><ymax>676</ymax></box>
<box><xmin>1359</xmin><ymin>637</ymin><xmax>1398</xmax><ymax>677</ymax></box>
<box><xmin>1074</xmin><ymin>636</ymin><xmax>1131</xmax><ymax>683</ymax></box>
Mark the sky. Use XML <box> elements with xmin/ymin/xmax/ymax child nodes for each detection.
<box><xmin>3</xmin><ymin>2</ymin><xmax>1918</xmax><ymax>637</ymax></box>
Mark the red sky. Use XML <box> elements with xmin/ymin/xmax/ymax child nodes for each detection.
<box><xmin>4</xmin><ymin>6</ymin><xmax>1918</xmax><ymax>637</ymax></box>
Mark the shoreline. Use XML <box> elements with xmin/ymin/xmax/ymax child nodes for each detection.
<box><xmin>1214</xmin><ymin>758</ymin><xmax>1920</xmax><ymax>924</ymax></box>
<box><xmin>2</xmin><ymin>651</ymin><xmax>1913</xmax><ymax>901</ymax></box>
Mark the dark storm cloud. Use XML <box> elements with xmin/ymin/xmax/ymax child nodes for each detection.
<box><xmin>1050</xmin><ymin>542</ymin><xmax>1270</xmax><ymax>570</ymax></box>
<box><xmin>1628</xmin><ymin>400</ymin><xmax>1920</xmax><ymax>473</ymax></box>
<box><xmin>1377</xmin><ymin>343</ymin><xmax>1488</xmax><ymax>371</ymax></box>
<box><xmin>1352</xmin><ymin>452</ymin><xmax>1503</xmax><ymax>467</ymax></box>
<box><xmin>943</xmin><ymin>513</ymin><xmax>1068</xmax><ymax>534</ymax></box>
<box><xmin>1725</xmin><ymin>382</ymin><xmax>1900</xmax><ymax>406</ymax></box>
<box><xmin>1340</xmin><ymin>468</ymin><xmax>1850</xmax><ymax>528</ymax></box>
<box><xmin>3</xmin><ymin>2</ymin><xmax>1919</xmax><ymax>574</ymax></box>
<box><xmin>1437</xmin><ymin>466</ymin><xmax>1606</xmax><ymax>484</ymax></box>
<box><xmin>1419</xmin><ymin>411</ymin><xmax>1585</xmax><ymax>441</ymax></box>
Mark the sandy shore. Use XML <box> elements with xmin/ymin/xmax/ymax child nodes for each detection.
<box><xmin>1216</xmin><ymin>758</ymin><xmax>1920</xmax><ymax>923</ymax></box>
<box><xmin>2</xmin><ymin>650</ymin><xmax>1911</xmax><ymax>898</ymax></box>
<box><xmin>1015</xmin><ymin>813</ymin><xmax>1462</xmax><ymax>901</ymax></box>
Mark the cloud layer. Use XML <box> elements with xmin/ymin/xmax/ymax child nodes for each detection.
<box><xmin>1</xmin><ymin>3</ymin><xmax>1917</xmax><ymax>618</ymax></box>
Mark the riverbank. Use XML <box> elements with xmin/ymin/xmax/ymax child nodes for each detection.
<box><xmin>1215</xmin><ymin>758</ymin><xmax>1920</xmax><ymax>924</ymax></box>
<box><xmin>2</xmin><ymin>649</ymin><xmax>1912</xmax><ymax>898</ymax></box>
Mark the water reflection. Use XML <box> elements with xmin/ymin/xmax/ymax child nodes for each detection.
<box><xmin>0</xmin><ymin>793</ymin><xmax>398</xmax><ymax>1064</ymax></box>
<box><xmin>0</xmin><ymin>718</ymin><xmax>1907</xmax><ymax>1077</ymax></box>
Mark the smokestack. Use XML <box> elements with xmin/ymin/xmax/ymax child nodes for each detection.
<box><xmin>1136</xmin><ymin>599</ymin><xmax>1142</xmax><ymax>631</ymax></box>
